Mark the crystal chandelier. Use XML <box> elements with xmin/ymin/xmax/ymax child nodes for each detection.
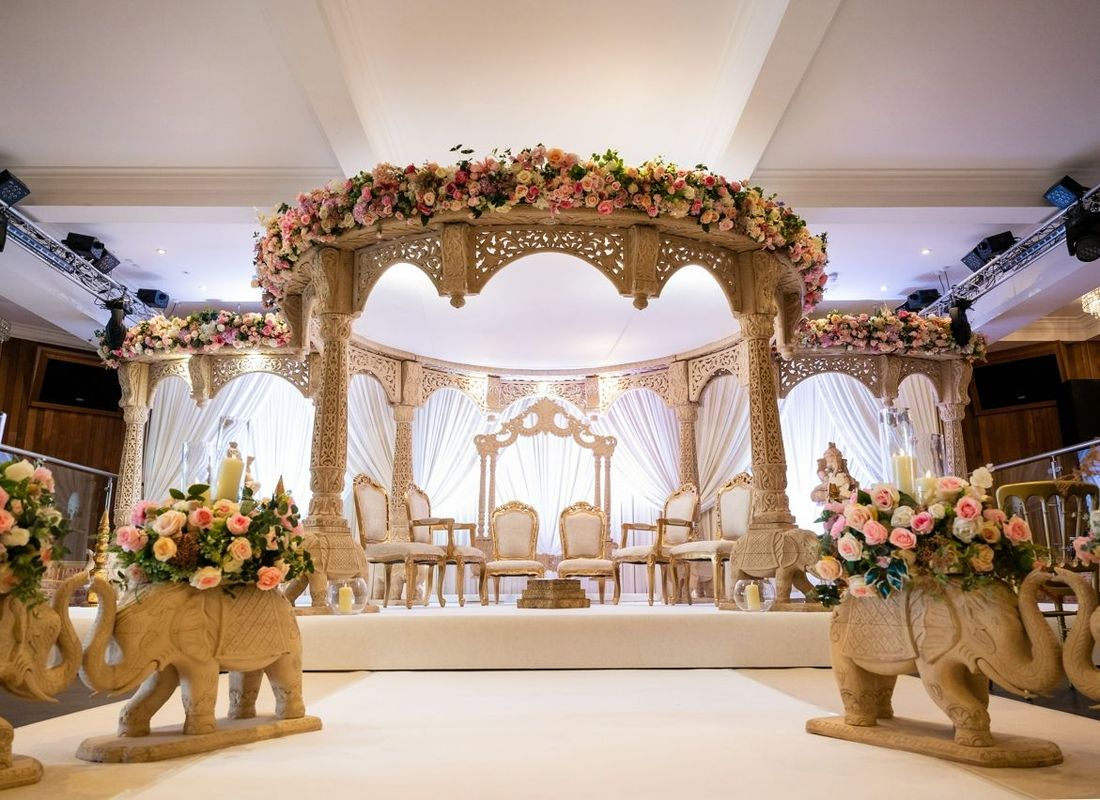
<box><xmin>1084</xmin><ymin>288</ymin><xmax>1100</xmax><ymax>319</ymax></box>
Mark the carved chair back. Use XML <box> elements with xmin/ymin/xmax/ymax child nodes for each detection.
<box><xmin>996</xmin><ymin>481</ymin><xmax>1098</xmax><ymax>567</ymax></box>
<box><xmin>404</xmin><ymin>483</ymin><xmax>434</xmax><ymax>545</ymax></box>
<box><xmin>660</xmin><ymin>483</ymin><xmax>699</xmax><ymax>547</ymax></box>
<box><xmin>715</xmin><ymin>473</ymin><xmax>753</xmax><ymax>541</ymax></box>
<box><xmin>491</xmin><ymin>501</ymin><xmax>539</xmax><ymax>561</ymax></box>
<box><xmin>559</xmin><ymin>501</ymin><xmax>607</xmax><ymax>559</ymax></box>
<box><xmin>352</xmin><ymin>474</ymin><xmax>390</xmax><ymax>546</ymax></box>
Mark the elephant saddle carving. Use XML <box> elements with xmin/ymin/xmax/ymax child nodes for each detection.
<box><xmin>838</xmin><ymin>591</ymin><xmax>917</xmax><ymax>662</ymax></box>
<box><xmin>221</xmin><ymin>589</ymin><xmax>294</xmax><ymax>659</ymax></box>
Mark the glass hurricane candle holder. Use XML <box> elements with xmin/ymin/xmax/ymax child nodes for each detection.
<box><xmin>327</xmin><ymin>577</ymin><xmax>371</xmax><ymax>614</ymax></box>
<box><xmin>732</xmin><ymin>577</ymin><xmax>775</xmax><ymax>612</ymax></box>
<box><xmin>879</xmin><ymin>405</ymin><xmax>916</xmax><ymax>496</ymax></box>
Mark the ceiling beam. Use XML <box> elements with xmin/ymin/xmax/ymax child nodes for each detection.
<box><xmin>717</xmin><ymin>0</ymin><xmax>843</xmax><ymax>180</ymax></box>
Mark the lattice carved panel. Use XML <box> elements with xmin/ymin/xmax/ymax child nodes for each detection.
<box><xmin>687</xmin><ymin>343</ymin><xmax>742</xmax><ymax>402</ymax></box>
<box><xmin>471</xmin><ymin>228</ymin><xmax>628</xmax><ymax>293</ymax></box>
<box><xmin>656</xmin><ymin>235</ymin><xmax>739</xmax><ymax>309</ymax></box>
<box><xmin>355</xmin><ymin>233</ymin><xmax>443</xmax><ymax>308</ymax></box>
<box><xmin>348</xmin><ymin>345</ymin><xmax>401</xmax><ymax>404</ymax></box>
<box><xmin>422</xmin><ymin>368</ymin><xmax>489</xmax><ymax>412</ymax></box>
<box><xmin>778</xmin><ymin>353</ymin><xmax>882</xmax><ymax>399</ymax></box>
<box><xmin>598</xmin><ymin>369</ymin><xmax>670</xmax><ymax>412</ymax></box>
<box><xmin>207</xmin><ymin>353</ymin><xmax>314</xmax><ymax>399</ymax></box>
<box><xmin>147</xmin><ymin>358</ymin><xmax>192</xmax><ymax>398</ymax></box>
<box><xmin>496</xmin><ymin>379</ymin><xmax>589</xmax><ymax>412</ymax></box>
<box><xmin>896</xmin><ymin>357</ymin><xmax>942</xmax><ymax>402</ymax></box>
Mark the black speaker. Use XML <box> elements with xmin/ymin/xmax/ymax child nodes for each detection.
<box><xmin>899</xmin><ymin>288</ymin><xmax>941</xmax><ymax>312</ymax></box>
<box><xmin>961</xmin><ymin>231</ymin><xmax>1016</xmax><ymax>271</ymax></box>
<box><xmin>1058</xmin><ymin>380</ymin><xmax>1100</xmax><ymax>445</ymax></box>
<box><xmin>137</xmin><ymin>288</ymin><xmax>170</xmax><ymax>308</ymax></box>
<box><xmin>63</xmin><ymin>232</ymin><xmax>105</xmax><ymax>261</ymax></box>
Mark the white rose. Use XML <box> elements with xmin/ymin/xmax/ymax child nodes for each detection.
<box><xmin>890</xmin><ymin>506</ymin><xmax>915</xmax><ymax>528</ymax></box>
<box><xmin>222</xmin><ymin>556</ymin><xmax>244</xmax><ymax>574</ymax></box>
<box><xmin>3</xmin><ymin>460</ymin><xmax>35</xmax><ymax>482</ymax></box>
<box><xmin>952</xmin><ymin>517</ymin><xmax>977</xmax><ymax>543</ymax></box>
<box><xmin>928</xmin><ymin>503</ymin><xmax>946</xmax><ymax>520</ymax></box>
<box><xmin>969</xmin><ymin>466</ymin><xmax>994</xmax><ymax>491</ymax></box>
<box><xmin>37</xmin><ymin>507</ymin><xmax>63</xmax><ymax>527</ymax></box>
<box><xmin>1</xmin><ymin>527</ymin><xmax>30</xmax><ymax>547</ymax></box>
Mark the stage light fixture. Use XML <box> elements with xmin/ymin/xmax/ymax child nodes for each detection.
<box><xmin>1066</xmin><ymin>207</ymin><xmax>1100</xmax><ymax>263</ymax></box>
<box><xmin>94</xmin><ymin>251</ymin><xmax>120</xmax><ymax>274</ymax></box>
<box><xmin>137</xmin><ymin>288</ymin><xmax>170</xmax><ymax>308</ymax></box>
<box><xmin>898</xmin><ymin>288</ymin><xmax>941</xmax><ymax>313</ymax></box>
<box><xmin>960</xmin><ymin>231</ymin><xmax>1015</xmax><ymax>272</ymax></box>
<box><xmin>0</xmin><ymin>170</ymin><xmax>30</xmax><ymax>206</ymax></box>
<box><xmin>1043</xmin><ymin>175</ymin><xmax>1088</xmax><ymax>209</ymax></box>
<box><xmin>64</xmin><ymin>232</ymin><xmax>105</xmax><ymax>261</ymax></box>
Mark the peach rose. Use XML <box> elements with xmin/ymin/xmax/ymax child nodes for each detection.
<box><xmin>969</xmin><ymin>544</ymin><xmax>995</xmax><ymax>573</ymax></box>
<box><xmin>836</xmin><ymin>533</ymin><xmax>863</xmax><ymax>562</ymax></box>
<box><xmin>982</xmin><ymin>508</ymin><xmax>1006</xmax><ymax>525</ymax></box>
<box><xmin>152</xmin><ymin>536</ymin><xmax>177</xmax><ymax>562</ymax></box>
<box><xmin>152</xmin><ymin>510</ymin><xmax>187</xmax><ymax>538</ymax></box>
<box><xmin>256</xmin><ymin>566</ymin><xmax>283</xmax><ymax>591</ymax></box>
<box><xmin>955</xmin><ymin>495</ymin><xmax>983</xmax><ymax>521</ymax></box>
<box><xmin>0</xmin><ymin>486</ymin><xmax>8</xmax><ymax>509</ymax></box>
<box><xmin>211</xmin><ymin>499</ymin><xmax>239</xmax><ymax>518</ymax></box>
<box><xmin>226</xmin><ymin>513</ymin><xmax>251</xmax><ymax>536</ymax></box>
<box><xmin>978</xmin><ymin>522</ymin><xmax>1002</xmax><ymax>544</ymax></box>
<box><xmin>1004</xmin><ymin>515</ymin><xmax>1032</xmax><ymax>543</ymax></box>
<box><xmin>869</xmin><ymin>484</ymin><xmax>899</xmax><ymax>511</ymax></box>
<box><xmin>846</xmin><ymin>575</ymin><xmax>876</xmax><ymax>598</ymax></box>
<box><xmin>0</xmin><ymin>509</ymin><xmax>13</xmax><ymax>534</ymax></box>
<box><xmin>188</xmin><ymin>507</ymin><xmax>215</xmax><ymax>529</ymax></box>
<box><xmin>227</xmin><ymin>536</ymin><xmax>253</xmax><ymax>562</ymax></box>
<box><xmin>815</xmin><ymin>556</ymin><xmax>843</xmax><ymax>581</ymax></box>
<box><xmin>115</xmin><ymin>525</ymin><xmax>148</xmax><ymax>553</ymax></box>
<box><xmin>844</xmin><ymin>504</ymin><xmax>873</xmax><ymax>532</ymax></box>
<box><xmin>190</xmin><ymin>566</ymin><xmax>222</xmax><ymax>590</ymax></box>
<box><xmin>862</xmin><ymin>520</ymin><xmax>889</xmax><ymax>546</ymax></box>
<box><xmin>889</xmin><ymin>528</ymin><xmax>917</xmax><ymax>549</ymax></box>
<box><xmin>0</xmin><ymin>564</ymin><xmax>16</xmax><ymax>594</ymax></box>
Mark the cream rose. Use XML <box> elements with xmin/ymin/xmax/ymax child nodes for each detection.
<box><xmin>152</xmin><ymin>510</ymin><xmax>187</xmax><ymax>538</ymax></box>
<box><xmin>815</xmin><ymin>556</ymin><xmax>843</xmax><ymax>581</ymax></box>
<box><xmin>3</xmin><ymin>460</ymin><xmax>35</xmax><ymax>483</ymax></box>
<box><xmin>844</xmin><ymin>504</ymin><xmax>873</xmax><ymax>532</ymax></box>
<box><xmin>969</xmin><ymin>544</ymin><xmax>995</xmax><ymax>573</ymax></box>
<box><xmin>222</xmin><ymin>556</ymin><xmax>244</xmax><ymax>574</ymax></box>
<box><xmin>152</xmin><ymin>536</ymin><xmax>177</xmax><ymax>562</ymax></box>
<box><xmin>869</xmin><ymin>483</ymin><xmax>899</xmax><ymax>511</ymax></box>
<box><xmin>928</xmin><ymin>503</ymin><xmax>946</xmax><ymax>520</ymax></box>
<box><xmin>836</xmin><ymin>533</ymin><xmax>863</xmax><ymax>562</ymax></box>
<box><xmin>227</xmin><ymin>536</ymin><xmax>253</xmax><ymax>562</ymax></box>
<box><xmin>211</xmin><ymin>499</ymin><xmax>239</xmax><ymax>517</ymax></box>
<box><xmin>1</xmin><ymin>527</ymin><xmax>30</xmax><ymax>548</ymax></box>
<box><xmin>190</xmin><ymin>566</ymin><xmax>223</xmax><ymax>590</ymax></box>
<box><xmin>969</xmin><ymin>466</ymin><xmax>994</xmax><ymax>491</ymax></box>
<box><xmin>890</xmin><ymin>506</ymin><xmax>915</xmax><ymax>528</ymax></box>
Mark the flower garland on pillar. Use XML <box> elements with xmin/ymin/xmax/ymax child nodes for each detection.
<box><xmin>796</xmin><ymin>307</ymin><xmax>987</xmax><ymax>362</ymax></box>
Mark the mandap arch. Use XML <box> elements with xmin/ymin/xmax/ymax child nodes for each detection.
<box><xmin>474</xmin><ymin>397</ymin><xmax>617</xmax><ymax>538</ymax></box>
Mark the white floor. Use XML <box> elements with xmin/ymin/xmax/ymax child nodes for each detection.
<box><xmin>7</xmin><ymin>669</ymin><xmax>1100</xmax><ymax>799</ymax></box>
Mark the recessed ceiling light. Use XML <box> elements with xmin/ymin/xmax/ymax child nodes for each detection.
<box><xmin>155</xmin><ymin>248</ymin><xmax>167</xmax><ymax>255</ymax></box>
<box><xmin>198</xmin><ymin>285</ymin><xmax>207</xmax><ymax>292</ymax></box>
<box><xmin>879</xmin><ymin>284</ymin><xmax>888</xmax><ymax>292</ymax></box>
<box><xmin>920</xmin><ymin>248</ymin><xmax>932</xmax><ymax>255</ymax></box>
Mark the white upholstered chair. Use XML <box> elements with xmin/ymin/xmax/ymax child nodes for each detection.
<box><xmin>612</xmin><ymin>483</ymin><xmax>699</xmax><ymax>605</ymax></box>
<box><xmin>405</xmin><ymin>483</ymin><xmax>488</xmax><ymax>606</ymax></box>
<box><xmin>556</xmin><ymin>501</ymin><xmax>612</xmax><ymax>603</ymax></box>
<box><xmin>669</xmin><ymin>473</ymin><xmax>752</xmax><ymax>606</ymax></box>
<box><xmin>486</xmin><ymin>501</ymin><xmax>545</xmax><ymax>603</ymax></box>
<box><xmin>354</xmin><ymin>474</ymin><xmax>446</xmax><ymax>609</ymax></box>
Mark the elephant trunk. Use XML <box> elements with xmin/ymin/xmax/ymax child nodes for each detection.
<box><xmin>19</xmin><ymin>569</ymin><xmax>89</xmax><ymax>701</ymax></box>
<box><xmin>79</xmin><ymin>576</ymin><xmax>157</xmax><ymax>696</ymax></box>
<box><xmin>1057</xmin><ymin>567</ymin><xmax>1100</xmax><ymax>702</ymax></box>
<box><xmin>980</xmin><ymin>569</ymin><xmax>1064</xmax><ymax>696</ymax></box>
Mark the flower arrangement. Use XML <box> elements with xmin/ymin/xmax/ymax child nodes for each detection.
<box><xmin>797</xmin><ymin>307</ymin><xmax>987</xmax><ymax>362</ymax></box>
<box><xmin>112</xmin><ymin>484</ymin><xmax>312</xmax><ymax>592</ymax></box>
<box><xmin>0</xmin><ymin>459</ymin><xmax>66</xmax><ymax>605</ymax></box>
<box><xmin>812</xmin><ymin>467</ymin><xmax>1039</xmax><ymax>608</ymax></box>
<box><xmin>99</xmin><ymin>310</ymin><xmax>291</xmax><ymax>367</ymax></box>
<box><xmin>1072</xmin><ymin>509</ymin><xmax>1100</xmax><ymax>565</ymax></box>
<box><xmin>254</xmin><ymin>145</ymin><xmax>829</xmax><ymax>312</ymax></box>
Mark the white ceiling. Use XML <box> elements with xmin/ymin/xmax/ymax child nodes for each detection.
<box><xmin>0</xmin><ymin>0</ymin><xmax>1098</xmax><ymax>359</ymax></box>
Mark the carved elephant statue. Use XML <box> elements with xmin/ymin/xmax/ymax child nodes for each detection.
<box><xmin>80</xmin><ymin>576</ymin><xmax>306</xmax><ymax>736</ymax></box>
<box><xmin>1058</xmin><ymin>569</ymin><xmax>1100</xmax><ymax>704</ymax></box>
<box><xmin>726</xmin><ymin>527</ymin><xmax>819</xmax><ymax>603</ymax></box>
<box><xmin>829</xmin><ymin>568</ymin><xmax>1070</xmax><ymax>747</ymax></box>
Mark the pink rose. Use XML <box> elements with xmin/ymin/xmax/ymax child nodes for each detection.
<box><xmin>889</xmin><ymin>528</ymin><xmax>917</xmax><ymax>549</ymax></box>
<box><xmin>955</xmin><ymin>495</ymin><xmax>982</xmax><ymax>521</ymax></box>
<box><xmin>815</xmin><ymin>556</ymin><xmax>843</xmax><ymax>581</ymax></box>
<box><xmin>869</xmin><ymin>484</ymin><xmax>899</xmax><ymax>511</ymax></box>
<box><xmin>188</xmin><ymin>507</ymin><xmax>215</xmax><ymax>529</ymax></box>
<box><xmin>32</xmin><ymin>467</ymin><xmax>55</xmax><ymax>492</ymax></box>
<box><xmin>0</xmin><ymin>509</ymin><xmax>13</xmax><ymax>534</ymax></box>
<box><xmin>823</xmin><ymin>501</ymin><xmax>844</xmax><ymax>514</ymax></box>
<box><xmin>836</xmin><ymin>533</ymin><xmax>863</xmax><ymax>561</ymax></box>
<box><xmin>0</xmin><ymin>486</ymin><xmax>9</xmax><ymax>509</ymax></box>
<box><xmin>935</xmin><ymin>476</ymin><xmax>968</xmax><ymax>498</ymax></box>
<box><xmin>596</xmin><ymin>199</ymin><xmax>614</xmax><ymax>215</ymax></box>
<box><xmin>829</xmin><ymin>515</ymin><xmax>847</xmax><ymax>539</ymax></box>
<box><xmin>862</xmin><ymin>520</ymin><xmax>889</xmax><ymax>546</ymax></box>
<box><xmin>256</xmin><ymin>566</ymin><xmax>283</xmax><ymax>591</ymax></box>
<box><xmin>982</xmin><ymin>508</ymin><xmax>1006</xmax><ymax>525</ymax></box>
<box><xmin>131</xmin><ymin>500</ymin><xmax>159</xmax><ymax>527</ymax></box>
<box><xmin>226</xmin><ymin>513</ymin><xmax>251</xmax><ymax>536</ymax></box>
<box><xmin>115</xmin><ymin>525</ymin><xmax>148</xmax><ymax>553</ymax></box>
<box><xmin>227</xmin><ymin>536</ymin><xmax>253</xmax><ymax>562</ymax></box>
<box><xmin>1003</xmin><ymin>515</ymin><xmax>1032</xmax><ymax>543</ymax></box>
<box><xmin>125</xmin><ymin>563</ymin><xmax>148</xmax><ymax>586</ymax></box>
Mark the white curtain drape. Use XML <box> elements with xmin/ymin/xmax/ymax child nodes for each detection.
<box><xmin>695</xmin><ymin>376</ymin><xmax>752</xmax><ymax>540</ymax></box>
<box><xmin>898</xmin><ymin>374</ymin><xmax>942</xmax><ymax>476</ymax></box>
<box><xmin>345</xmin><ymin>375</ymin><xmax>396</xmax><ymax>535</ymax></box>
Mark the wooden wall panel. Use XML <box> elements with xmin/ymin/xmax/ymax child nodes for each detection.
<box><xmin>0</xmin><ymin>337</ymin><xmax>123</xmax><ymax>474</ymax></box>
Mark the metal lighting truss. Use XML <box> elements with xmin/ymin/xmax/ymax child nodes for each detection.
<box><xmin>1</xmin><ymin>204</ymin><xmax>152</xmax><ymax>323</ymax></box>
<box><xmin>922</xmin><ymin>184</ymin><xmax>1100</xmax><ymax>318</ymax></box>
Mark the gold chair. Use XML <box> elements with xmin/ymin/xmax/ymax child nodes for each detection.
<box><xmin>556</xmin><ymin>501</ymin><xmax>612</xmax><ymax>603</ymax></box>
<box><xmin>405</xmin><ymin>483</ymin><xmax>488</xmax><ymax>607</ymax></box>
<box><xmin>996</xmin><ymin>480</ymin><xmax>1099</xmax><ymax>638</ymax></box>
<box><xmin>669</xmin><ymin>473</ymin><xmax>752</xmax><ymax>606</ymax></box>
<box><xmin>612</xmin><ymin>482</ymin><xmax>699</xmax><ymax>606</ymax></box>
<box><xmin>354</xmin><ymin>474</ymin><xmax>446</xmax><ymax>609</ymax></box>
<box><xmin>486</xmin><ymin>501</ymin><xmax>545</xmax><ymax>603</ymax></box>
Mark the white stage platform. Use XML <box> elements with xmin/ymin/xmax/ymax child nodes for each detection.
<box><xmin>70</xmin><ymin>602</ymin><xmax>834</xmax><ymax>670</ymax></box>
<box><xmin>8</xmin><ymin>669</ymin><xmax>1100</xmax><ymax>799</ymax></box>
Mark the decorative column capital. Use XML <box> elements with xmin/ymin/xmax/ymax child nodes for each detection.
<box><xmin>738</xmin><ymin>312</ymin><xmax>774</xmax><ymax>341</ymax></box>
<box><xmin>394</xmin><ymin>403</ymin><xmax>416</xmax><ymax>423</ymax></box>
<box><xmin>122</xmin><ymin>405</ymin><xmax>150</xmax><ymax>426</ymax></box>
<box><xmin>937</xmin><ymin>402</ymin><xmax>967</xmax><ymax>422</ymax></box>
<box><xmin>675</xmin><ymin>402</ymin><xmax>699</xmax><ymax>423</ymax></box>
<box><xmin>317</xmin><ymin>311</ymin><xmax>353</xmax><ymax>345</ymax></box>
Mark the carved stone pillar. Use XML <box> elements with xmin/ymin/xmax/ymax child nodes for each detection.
<box><xmin>390</xmin><ymin>404</ymin><xmax>415</xmax><ymax>540</ymax></box>
<box><xmin>676</xmin><ymin>402</ymin><xmax>700</xmax><ymax>489</ymax></box>
<box><xmin>304</xmin><ymin>311</ymin><xmax>368</xmax><ymax>603</ymax></box>
<box><xmin>593</xmin><ymin>455</ymin><xmax>602</xmax><ymax>509</ymax></box>
<box><xmin>114</xmin><ymin>362</ymin><xmax>150</xmax><ymax>528</ymax></box>
<box><xmin>741</xmin><ymin>313</ymin><xmax>794</xmax><ymax>527</ymax></box>
<box><xmin>937</xmin><ymin>402</ymin><xmax>968</xmax><ymax>478</ymax></box>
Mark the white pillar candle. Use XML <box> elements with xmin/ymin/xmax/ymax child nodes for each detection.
<box><xmin>745</xmin><ymin>581</ymin><xmax>762</xmax><ymax>611</ymax></box>
<box><xmin>891</xmin><ymin>452</ymin><xmax>915</xmax><ymax>497</ymax></box>
<box><xmin>916</xmin><ymin>471</ymin><xmax>938</xmax><ymax>506</ymax></box>
<box><xmin>338</xmin><ymin>584</ymin><xmax>354</xmax><ymax>613</ymax></box>
<box><xmin>214</xmin><ymin>454</ymin><xmax>245</xmax><ymax>502</ymax></box>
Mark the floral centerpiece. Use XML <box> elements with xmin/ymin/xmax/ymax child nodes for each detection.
<box><xmin>1072</xmin><ymin>509</ymin><xmax>1100</xmax><ymax>565</ymax></box>
<box><xmin>812</xmin><ymin>467</ymin><xmax>1039</xmax><ymax>607</ymax></box>
<box><xmin>254</xmin><ymin>145</ymin><xmax>829</xmax><ymax>312</ymax></box>
<box><xmin>99</xmin><ymin>310</ymin><xmax>291</xmax><ymax>368</ymax></box>
<box><xmin>0</xmin><ymin>459</ymin><xmax>66</xmax><ymax>605</ymax></box>
<box><xmin>797</xmin><ymin>307</ymin><xmax>987</xmax><ymax>362</ymax></box>
<box><xmin>112</xmin><ymin>484</ymin><xmax>312</xmax><ymax>591</ymax></box>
